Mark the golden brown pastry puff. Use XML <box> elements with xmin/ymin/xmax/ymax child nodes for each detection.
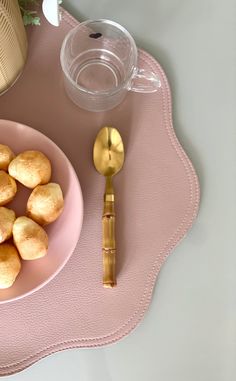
<box><xmin>0</xmin><ymin>207</ymin><xmax>16</xmax><ymax>243</ymax></box>
<box><xmin>13</xmin><ymin>216</ymin><xmax>48</xmax><ymax>260</ymax></box>
<box><xmin>0</xmin><ymin>144</ymin><xmax>15</xmax><ymax>171</ymax></box>
<box><xmin>0</xmin><ymin>170</ymin><xmax>17</xmax><ymax>206</ymax></box>
<box><xmin>8</xmin><ymin>150</ymin><xmax>51</xmax><ymax>188</ymax></box>
<box><xmin>27</xmin><ymin>183</ymin><xmax>64</xmax><ymax>225</ymax></box>
<box><xmin>0</xmin><ymin>243</ymin><xmax>21</xmax><ymax>289</ymax></box>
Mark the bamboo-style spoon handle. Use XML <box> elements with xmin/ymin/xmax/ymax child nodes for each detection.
<box><xmin>102</xmin><ymin>193</ymin><xmax>116</xmax><ymax>288</ymax></box>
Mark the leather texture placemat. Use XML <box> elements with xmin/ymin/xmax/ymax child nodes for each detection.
<box><xmin>0</xmin><ymin>8</ymin><xmax>200</xmax><ymax>376</ymax></box>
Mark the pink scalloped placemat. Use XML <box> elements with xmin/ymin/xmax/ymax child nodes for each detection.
<box><xmin>0</xmin><ymin>9</ymin><xmax>200</xmax><ymax>376</ymax></box>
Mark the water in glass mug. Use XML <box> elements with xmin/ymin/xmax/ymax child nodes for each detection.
<box><xmin>70</xmin><ymin>49</ymin><xmax>126</xmax><ymax>92</ymax></box>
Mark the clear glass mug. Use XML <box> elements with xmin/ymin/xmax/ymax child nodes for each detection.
<box><xmin>60</xmin><ymin>19</ymin><xmax>161</xmax><ymax>112</ymax></box>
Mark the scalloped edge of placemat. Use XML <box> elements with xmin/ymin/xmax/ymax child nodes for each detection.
<box><xmin>0</xmin><ymin>8</ymin><xmax>200</xmax><ymax>376</ymax></box>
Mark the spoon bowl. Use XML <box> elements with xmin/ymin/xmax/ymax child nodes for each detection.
<box><xmin>93</xmin><ymin>127</ymin><xmax>124</xmax><ymax>177</ymax></box>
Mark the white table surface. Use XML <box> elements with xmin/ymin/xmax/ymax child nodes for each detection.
<box><xmin>5</xmin><ymin>0</ymin><xmax>236</xmax><ymax>380</ymax></box>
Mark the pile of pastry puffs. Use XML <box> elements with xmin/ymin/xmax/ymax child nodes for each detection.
<box><xmin>0</xmin><ymin>144</ymin><xmax>64</xmax><ymax>289</ymax></box>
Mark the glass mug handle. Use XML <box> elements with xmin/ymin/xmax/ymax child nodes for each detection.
<box><xmin>128</xmin><ymin>68</ymin><xmax>161</xmax><ymax>93</ymax></box>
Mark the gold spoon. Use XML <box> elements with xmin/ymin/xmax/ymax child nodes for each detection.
<box><xmin>93</xmin><ymin>126</ymin><xmax>125</xmax><ymax>288</ymax></box>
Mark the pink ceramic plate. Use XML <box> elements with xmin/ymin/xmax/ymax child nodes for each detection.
<box><xmin>0</xmin><ymin>119</ymin><xmax>83</xmax><ymax>304</ymax></box>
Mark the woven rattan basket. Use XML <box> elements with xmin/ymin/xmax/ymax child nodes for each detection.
<box><xmin>0</xmin><ymin>0</ymin><xmax>27</xmax><ymax>94</ymax></box>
